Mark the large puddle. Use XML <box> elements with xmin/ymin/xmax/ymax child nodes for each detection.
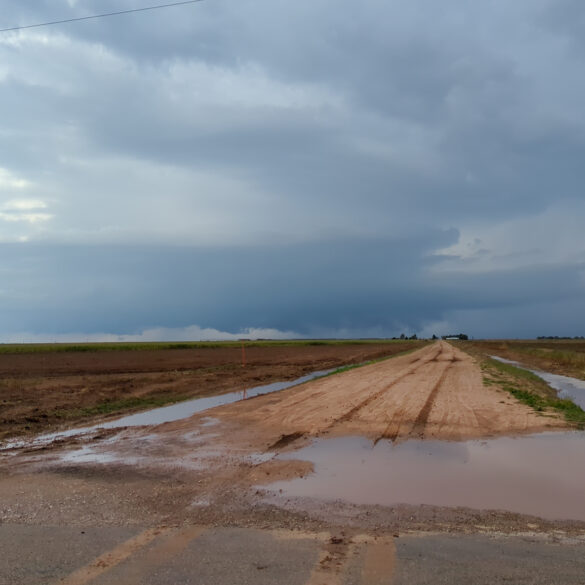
<box><xmin>1</xmin><ymin>369</ymin><xmax>332</xmax><ymax>451</ymax></box>
<box><xmin>270</xmin><ymin>433</ymin><xmax>585</xmax><ymax>521</ymax></box>
<box><xmin>491</xmin><ymin>355</ymin><xmax>585</xmax><ymax>409</ymax></box>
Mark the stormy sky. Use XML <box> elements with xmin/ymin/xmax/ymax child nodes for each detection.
<box><xmin>1</xmin><ymin>0</ymin><xmax>584</xmax><ymax>341</ymax></box>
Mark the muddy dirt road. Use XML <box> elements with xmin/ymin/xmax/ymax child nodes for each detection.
<box><xmin>194</xmin><ymin>340</ymin><xmax>566</xmax><ymax>446</ymax></box>
<box><xmin>2</xmin><ymin>341</ymin><xmax>584</xmax><ymax>584</ymax></box>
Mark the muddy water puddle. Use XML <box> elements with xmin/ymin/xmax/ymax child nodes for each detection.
<box><xmin>1</xmin><ymin>369</ymin><xmax>332</xmax><ymax>451</ymax></box>
<box><xmin>491</xmin><ymin>355</ymin><xmax>585</xmax><ymax>409</ymax></box>
<box><xmin>58</xmin><ymin>432</ymin><xmax>220</xmax><ymax>469</ymax></box>
<box><xmin>270</xmin><ymin>432</ymin><xmax>585</xmax><ymax>521</ymax></box>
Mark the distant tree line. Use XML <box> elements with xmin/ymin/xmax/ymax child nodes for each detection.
<box><xmin>536</xmin><ymin>336</ymin><xmax>585</xmax><ymax>340</ymax></box>
<box><xmin>387</xmin><ymin>333</ymin><xmax>471</xmax><ymax>341</ymax></box>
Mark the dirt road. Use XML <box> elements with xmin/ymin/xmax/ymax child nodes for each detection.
<box><xmin>183</xmin><ymin>341</ymin><xmax>565</xmax><ymax>447</ymax></box>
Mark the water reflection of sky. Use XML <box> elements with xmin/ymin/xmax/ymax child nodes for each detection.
<box><xmin>272</xmin><ymin>432</ymin><xmax>585</xmax><ymax>521</ymax></box>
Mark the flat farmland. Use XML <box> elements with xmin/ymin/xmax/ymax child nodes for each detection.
<box><xmin>463</xmin><ymin>339</ymin><xmax>585</xmax><ymax>380</ymax></box>
<box><xmin>0</xmin><ymin>340</ymin><xmax>426</xmax><ymax>440</ymax></box>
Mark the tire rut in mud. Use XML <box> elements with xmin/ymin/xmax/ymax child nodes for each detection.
<box><xmin>378</xmin><ymin>346</ymin><xmax>456</xmax><ymax>442</ymax></box>
<box><xmin>408</xmin><ymin>363</ymin><xmax>452</xmax><ymax>439</ymax></box>
<box><xmin>268</xmin><ymin>432</ymin><xmax>305</xmax><ymax>450</ymax></box>
<box><xmin>324</xmin><ymin>347</ymin><xmax>443</xmax><ymax>432</ymax></box>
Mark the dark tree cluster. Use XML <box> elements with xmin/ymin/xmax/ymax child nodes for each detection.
<box><xmin>536</xmin><ymin>336</ymin><xmax>585</xmax><ymax>340</ymax></box>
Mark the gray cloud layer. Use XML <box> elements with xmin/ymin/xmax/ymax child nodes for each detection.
<box><xmin>1</xmin><ymin>1</ymin><xmax>584</xmax><ymax>339</ymax></box>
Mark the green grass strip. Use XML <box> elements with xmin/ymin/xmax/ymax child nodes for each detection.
<box><xmin>484</xmin><ymin>358</ymin><xmax>585</xmax><ymax>429</ymax></box>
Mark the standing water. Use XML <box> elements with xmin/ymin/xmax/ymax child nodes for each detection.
<box><xmin>270</xmin><ymin>432</ymin><xmax>585</xmax><ymax>521</ymax></box>
<box><xmin>491</xmin><ymin>355</ymin><xmax>585</xmax><ymax>409</ymax></box>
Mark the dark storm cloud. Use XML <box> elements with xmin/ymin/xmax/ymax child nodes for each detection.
<box><xmin>0</xmin><ymin>233</ymin><xmax>454</xmax><ymax>335</ymax></box>
<box><xmin>1</xmin><ymin>0</ymin><xmax>585</xmax><ymax>338</ymax></box>
<box><xmin>38</xmin><ymin>1</ymin><xmax>584</xmax><ymax>221</ymax></box>
<box><xmin>2</xmin><ymin>236</ymin><xmax>585</xmax><ymax>339</ymax></box>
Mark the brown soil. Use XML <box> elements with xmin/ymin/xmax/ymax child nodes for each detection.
<box><xmin>1</xmin><ymin>341</ymin><xmax>580</xmax><ymax>539</ymax></box>
<box><xmin>0</xmin><ymin>341</ymin><xmax>425</xmax><ymax>440</ymax></box>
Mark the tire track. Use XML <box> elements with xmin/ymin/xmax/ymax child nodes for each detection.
<box><xmin>324</xmin><ymin>347</ymin><xmax>443</xmax><ymax>430</ymax></box>
<box><xmin>408</xmin><ymin>362</ymin><xmax>452</xmax><ymax>439</ymax></box>
<box><xmin>379</xmin><ymin>353</ymin><xmax>457</xmax><ymax>442</ymax></box>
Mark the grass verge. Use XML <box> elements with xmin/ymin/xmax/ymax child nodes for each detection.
<box><xmin>482</xmin><ymin>358</ymin><xmax>585</xmax><ymax>429</ymax></box>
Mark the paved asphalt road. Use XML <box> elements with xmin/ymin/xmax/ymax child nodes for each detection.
<box><xmin>2</xmin><ymin>524</ymin><xmax>585</xmax><ymax>585</ymax></box>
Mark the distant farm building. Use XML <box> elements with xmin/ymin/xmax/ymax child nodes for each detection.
<box><xmin>442</xmin><ymin>333</ymin><xmax>469</xmax><ymax>340</ymax></box>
